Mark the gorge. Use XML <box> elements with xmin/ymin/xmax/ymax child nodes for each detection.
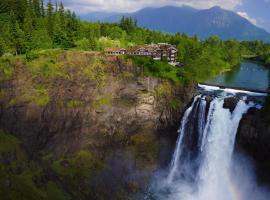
<box><xmin>0</xmin><ymin>53</ymin><xmax>270</xmax><ymax>200</ymax></box>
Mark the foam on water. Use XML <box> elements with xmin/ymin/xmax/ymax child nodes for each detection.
<box><xmin>198</xmin><ymin>84</ymin><xmax>267</xmax><ymax>96</ymax></box>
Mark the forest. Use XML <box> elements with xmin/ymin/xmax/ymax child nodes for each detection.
<box><xmin>0</xmin><ymin>0</ymin><xmax>270</xmax><ymax>83</ymax></box>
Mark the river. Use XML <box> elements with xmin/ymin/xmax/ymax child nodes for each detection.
<box><xmin>205</xmin><ymin>61</ymin><xmax>270</xmax><ymax>92</ymax></box>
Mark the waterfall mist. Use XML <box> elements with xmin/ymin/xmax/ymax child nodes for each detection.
<box><xmin>145</xmin><ymin>94</ymin><xmax>270</xmax><ymax>200</ymax></box>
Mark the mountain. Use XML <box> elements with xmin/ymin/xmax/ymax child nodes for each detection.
<box><xmin>81</xmin><ymin>6</ymin><xmax>270</xmax><ymax>41</ymax></box>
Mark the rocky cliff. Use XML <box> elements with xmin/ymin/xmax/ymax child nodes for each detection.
<box><xmin>236</xmin><ymin>100</ymin><xmax>270</xmax><ymax>183</ymax></box>
<box><xmin>0</xmin><ymin>51</ymin><xmax>197</xmax><ymax>200</ymax></box>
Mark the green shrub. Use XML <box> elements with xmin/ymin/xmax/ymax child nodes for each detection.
<box><xmin>0</xmin><ymin>130</ymin><xmax>19</xmax><ymax>153</ymax></box>
<box><xmin>26</xmin><ymin>51</ymin><xmax>39</xmax><ymax>61</ymax></box>
<box><xmin>128</xmin><ymin>56</ymin><xmax>182</xmax><ymax>82</ymax></box>
<box><xmin>0</xmin><ymin>38</ymin><xmax>4</xmax><ymax>57</ymax></box>
<box><xmin>30</xmin><ymin>86</ymin><xmax>50</xmax><ymax>106</ymax></box>
<box><xmin>0</xmin><ymin>54</ymin><xmax>16</xmax><ymax>80</ymax></box>
<box><xmin>75</xmin><ymin>38</ymin><xmax>91</xmax><ymax>51</ymax></box>
<box><xmin>93</xmin><ymin>95</ymin><xmax>112</xmax><ymax>109</ymax></box>
<box><xmin>67</xmin><ymin>100</ymin><xmax>83</xmax><ymax>108</ymax></box>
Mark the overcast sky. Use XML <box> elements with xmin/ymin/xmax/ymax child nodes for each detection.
<box><xmin>55</xmin><ymin>0</ymin><xmax>270</xmax><ymax>32</ymax></box>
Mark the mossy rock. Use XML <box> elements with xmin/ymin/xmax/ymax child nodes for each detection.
<box><xmin>93</xmin><ymin>95</ymin><xmax>112</xmax><ymax>109</ymax></box>
<box><xmin>67</xmin><ymin>100</ymin><xmax>83</xmax><ymax>108</ymax></box>
<box><xmin>52</xmin><ymin>150</ymin><xmax>104</xmax><ymax>178</ymax></box>
<box><xmin>0</xmin><ymin>130</ymin><xmax>19</xmax><ymax>153</ymax></box>
<box><xmin>130</xmin><ymin>132</ymin><xmax>159</xmax><ymax>168</ymax></box>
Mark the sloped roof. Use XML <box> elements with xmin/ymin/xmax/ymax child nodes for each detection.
<box><xmin>104</xmin><ymin>47</ymin><xmax>126</xmax><ymax>52</ymax></box>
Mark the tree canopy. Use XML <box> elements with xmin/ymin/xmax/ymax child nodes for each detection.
<box><xmin>0</xmin><ymin>0</ymin><xmax>270</xmax><ymax>82</ymax></box>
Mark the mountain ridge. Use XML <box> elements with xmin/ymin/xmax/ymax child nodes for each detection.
<box><xmin>80</xmin><ymin>6</ymin><xmax>270</xmax><ymax>41</ymax></box>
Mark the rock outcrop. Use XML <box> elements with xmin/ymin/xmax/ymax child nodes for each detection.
<box><xmin>236</xmin><ymin>105</ymin><xmax>270</xmax><ymax>183</ymax></box>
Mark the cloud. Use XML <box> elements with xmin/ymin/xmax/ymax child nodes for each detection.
<box><xmin>237</xmin><ymin>11</ymin><xmax>257</xmax><ymax>25</ymax></box>
<box><xmin>60</xmin><ymin>0</ymin><xmax>243</xmax><ymax>14</ymax></box>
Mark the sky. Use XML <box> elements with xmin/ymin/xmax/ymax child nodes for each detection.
<box><xmin>57</xmin><ymin>0</ymin><xmax>270</xmax><ymax>32</ymax></box>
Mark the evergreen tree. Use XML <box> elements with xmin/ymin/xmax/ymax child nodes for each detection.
<box><xmin>33</xmin><ymin>0</ymin><xmax>41</xmax><ymax>17</ymax></box>
<box><xmin>46</xmin><ymin>0</ymin><xmax>54</xmax><ymax>38</ymax></box>
<box><xmin>23</xmin><ymin>4</ymin><xmax>34</xmax><ymax>50</ymax></box>
<box><xmin>11</xmin><ymin>0</ymin><xmax>27</xmax><ymax>23</ymax></box>
<box><xmin>0</xmin><ymin>1</ymin><xmax>9</xmax><ymax>14</ymax></box>
<box><xmin>40</xmin><ymin>0</ymin><xmax>45</xmax><ymax>17</ymax></box>
<box><xmin>119</xmin><ymin>16</ymin><xmax>137</xmax><ymax>34</ymax></box>
<box><xmin>53</xmin><ymin>9</ymin><xmax>68</xmax><ymax>48</ymax></box>
<box><xmin>55</xmin><ymin>1</ymin><xmax>58</xmax><ymax>12</ymax></box>
<box><xmin>10</xmin><ymin>11</ymin><xmax>25</xmax><ymax>54</ymax></box>
<box><xmin>58</xmin><ymin>2</ymin><xmax>65</xmax><ymax>30</ymax></box>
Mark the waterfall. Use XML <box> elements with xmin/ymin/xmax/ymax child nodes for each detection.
<box><xmin>196</xmin><ymin>98</ymin><xmax>254</xmax><ymax>200</ymax></box>
<box><xmin>146</xmin><ymin>94</ymin><xmax>268</xmax><ymax>200</ymax></box>
<box><xmin>167</xmin><ymin>95</ymin><xmax>202</xmax><ymax>183</ymax></box>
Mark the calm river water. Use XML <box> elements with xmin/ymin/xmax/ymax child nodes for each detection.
<box><xmin>205</xmin><ymin>61</ymin><xmax>269</xmax><ymax>92</ymax></box>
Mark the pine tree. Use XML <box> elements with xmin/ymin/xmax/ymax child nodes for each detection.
<box><xmin>53</xmin><ymin>5</ymin><xmax>67</xmax><ymax>48</ymax></box>
<box><xmin>58</xmin><ymin>2</ymin><xmax>65</xmax><ymax>30</ymax></box>
<box><xmin>10</xmin><ymin>11</ymin><xmax>25</xmax><ymax>54</ymax></box>
<box><xmin>55</xmin><ymin>1</ymin><xmax>58</xmax><ymax>13</ymax></box>
<box><xmin>46</xmin><ymin>0</ymin><xmax>54</xmax><ymax>38</ymax></box>
<box><xmin>40</xmin><ymin>0</ymin><xmax>45</xmax><ymax>17</ymax></box>
<box><xmin>33</xmin><ymin>0</ymin><xmax>41</xmax><ymax>17</ymax></box>
<box><xmin>0</xmin><ymin>1</ymin><xmax>9</xmax><ymax>14</ymax></box>
<box><xmin>11</xmin><ymin>0</ymin><xmax>27</xmax><ymax>23</ymax></box>
<box><xmin>23</xmin><ymin>4</ymin><xmax>34</xmax><ymax>50</ymax></box>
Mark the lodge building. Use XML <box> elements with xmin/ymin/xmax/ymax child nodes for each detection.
<box><xmin>104</xmin><ymin>43</ymin><xmax>178</xmax><ymax>65</ymax></box>
<box><xmin>104</xmin><ymin>48</ymin><xmax>126</xmax><ymax>55</ymax></box>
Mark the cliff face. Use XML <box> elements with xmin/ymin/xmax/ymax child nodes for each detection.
<box><xmin>0</xmin><ymin>51</ymin><xmax>197</xmax><ymax>200</ymax></box>
<box><xmin>223</xmin><ymin>97</ymin><xmax>270</xmax><ymax>162</ymax></box>
<box><xmin>236</xmin><ymin>105</ymin><xmax>270</xmax><ymax>183</ymax></box>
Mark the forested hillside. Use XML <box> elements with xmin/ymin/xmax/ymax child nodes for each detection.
<box><xmin>1</xmin><ymin>0</ymin><xmax>270</xmax><ymax>83</ymax></box>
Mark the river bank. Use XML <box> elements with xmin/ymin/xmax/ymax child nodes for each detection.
<box><xmin>246</xmin><ymin>54</ymin><xmax>270</xmax><ymax>68</ymax></box>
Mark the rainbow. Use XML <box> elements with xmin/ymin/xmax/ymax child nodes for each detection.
<box><xmin>227</xmin><ymin>173</ymin><xmax>242</xmax><ymax>200</ymax></box>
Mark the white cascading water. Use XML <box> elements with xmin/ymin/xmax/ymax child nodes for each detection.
<box><xmin>146</xmin><ymin>93</ymin><xmax>269</xmax><ymax>200</ymax></box>
<box><xmin>196</xmin><ymin>98</ymin><xmax>254</xmax><ymax>200</ymax></box>
<box><xmin>167</xmin><ymin>95</ymin><xmax>201</xmax><ymax>183</ymax></box>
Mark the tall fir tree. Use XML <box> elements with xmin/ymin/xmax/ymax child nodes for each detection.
<box><xmin>10</xmin><ymin>11</ymin><xmax>25</xmax><ymax>54</ymax></box>
<box><xmin>40</xmin><ymin>0</ymin><xmax>45</xmax><ymax>17</ymax></box>
<box><xmin>11</xmin><ymin>0</ymin><xmax>28</xmax><ymax>23</ymax></box>
<box><xmin>46</xmin><ymin>0</ymin><xmax>54</xmax><ymax>38</ymax></box>
<box><xmin>55</xmin><ymin>1</ymin><xmax>58</xmax><ymax>13</ymax></box>
<box><xmin>58</xmin><ymin>2</ymin><xmax>65</xmax><ymax>30</ymax></box>
<box><xmin>33</xmin><ymin>0</ymin><xmax>41</xmax><ymax>17</ymax></box>
<box><xmin>23</xmin><ymin>3</ymin><xmax>34</xmax><ymax>50</ymax></box>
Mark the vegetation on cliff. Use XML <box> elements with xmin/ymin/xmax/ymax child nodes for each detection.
<box><xmin>0</xmin><ymin>130</ymin><xmax>70</xmax><ymax>200</ymax></box>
